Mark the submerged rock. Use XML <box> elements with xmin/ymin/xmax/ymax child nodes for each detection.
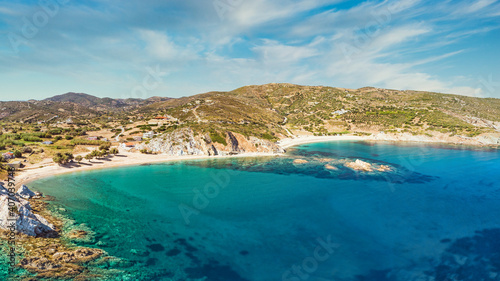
<box><xmin>293</xmin><ymin>159</ymin><xmax>309</xmax><ymax>164</ymax></box>
<box><xmin>377</xmin><ymin>165</ymin><xmax>392</xmax><ymax>172</ymax></box>
<box><xmin>344</xmin><ymin>159</ymin><xmax>373</xmax><ymax>172</ymax></box>
<box><xmin>324</xmin><ymin>164</ymin><xmax>338</xmax><ymax>170</ymax></box>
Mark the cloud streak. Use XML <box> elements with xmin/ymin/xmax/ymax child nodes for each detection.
<box><xmin>0</xmin><ymin>0</ymin><xmax>498</xmax><ymax>100</ymax></box>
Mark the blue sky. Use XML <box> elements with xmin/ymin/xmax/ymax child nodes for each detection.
<box><xmin>0</xmin><ymin>0</ymin><xmax>499</xmax><ymax>100</ymax></box>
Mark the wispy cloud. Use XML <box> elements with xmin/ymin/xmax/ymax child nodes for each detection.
<box><xmin>0</xmin><ymin>0</ymin><xmax>498</xmax><ymax>99</ymax></box>
<box><xmin>453</xmin><ymin>0</ymin><xmax>497</xmax><ymax>15</ymax></box>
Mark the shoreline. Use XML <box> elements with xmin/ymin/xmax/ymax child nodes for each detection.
<box><xmin>13</xmin><ymin>133</ymin><xmax>500</xmax><ymax>187</ymax></box>
<box><xmin>3</xmin><ymin>134</ymin><xmax>499</xmax><ymax>279</ymax></box>
<box><xmin>16</xmin><ymin>135</ymin><xmax>367</xmax><ymax>187</ymax></box>
<box><xmin>16</xmin><ymin>151</ymin><xmax>279</xmax><ymax>187</ymax></box>
<box><xmin>277</xmin><ymin>135</ymin><xmax>365</xmax><ymax>149</ymax></box>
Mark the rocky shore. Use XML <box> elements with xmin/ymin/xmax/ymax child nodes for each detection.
<box><xmin>2</xmin><ymin>132</ymin><xmax>498</xmax><ymax>280</ymax></box>
<box><xmin>366</xmin><ymin>131</ymin><xmax>500</xmax><ymax>146</ymax></box>
<box><xmin>0</xmin><ymin>184</ymin><xmax>118</xmax><ymax>280</ymax></box>
<box><xmin>0</xmin><ymin>184</ymin><xmax>56</xmax><ymax>238</ymax></box>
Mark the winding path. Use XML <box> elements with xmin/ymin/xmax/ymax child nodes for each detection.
<box><xmin>115</xmin><ymin>127</ymin><xmax>124</xmax><ymax>142</ymax></box>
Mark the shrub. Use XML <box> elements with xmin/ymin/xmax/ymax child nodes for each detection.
<box><xmin>209</xmin><ymin>131</ymin><xmax>227</xmax><ymax>146</ymax></box>
<box><xmin>22</xmin><ymin>135</ymin><xmax>42</xmax><ymax>142</ymax></box>
<box><xmin>13</xmin><ymin>150</ymin><xmax>22</xmax><ymax>158</ymax></box>
<box><xmin>99</xmin><ymin>143</ymin><xmax>111</xmax><ymax>150</ymax></box>
<box><xmin>53</xmin><ymin>152</ymin><xmax>74</xmax><ymax>165</ymax></box>
<box><xmin>71</xmin><ymin>139</ymin><xmax>109</xmax><ymax>146</ymax></box>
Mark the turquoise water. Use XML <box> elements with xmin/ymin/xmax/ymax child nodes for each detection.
<box><xmin>23</xmin><ymin>141</ymin><xmax>500</xmax><ymax>280</ymax></box>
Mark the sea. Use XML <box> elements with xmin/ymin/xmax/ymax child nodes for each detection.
<box><xmin>5</xmin><ymin>141</ymin><xmax>500</xmax><ymax>280</ymax></box>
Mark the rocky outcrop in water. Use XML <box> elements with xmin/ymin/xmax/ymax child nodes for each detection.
<box><xmin>0</xmin><ymin>183</ymin><xmax>57</xmax><ymax>237</ymax></box>
<box><xmin>345</xmin><ymin>159</ymin><xmax>374</xmax><ymax>172</ymax></box>
<box><xmin>138</xmin><ymin>128</ymin><xmax>285</xmax><ymax>156</ymax></box>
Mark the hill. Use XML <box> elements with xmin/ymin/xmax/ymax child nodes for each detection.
<box><xmin>1</xmin><ymin>84</ymin><xmax>499</xmax><ymax>145</ymax></box>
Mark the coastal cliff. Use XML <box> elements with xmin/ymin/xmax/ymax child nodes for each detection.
<box><xmin>137</xmin><ymin>128</ymin><xmax>285</xmax><ymax>156</ymax></box>
<box><xmin>0</xmin><ymin>184</ymin><xmax>56</xmax><ymax>237</ymax></box>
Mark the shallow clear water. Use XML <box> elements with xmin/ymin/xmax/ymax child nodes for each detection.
<box><xmin>16</xmin><ymin>141</ymin><xmax>500</xmax><ymax>280</ymax></box>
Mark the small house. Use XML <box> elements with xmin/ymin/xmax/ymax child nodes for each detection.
<box><xmin>121</xmin><ymin>142</ymin><xmax>135</xmax><ymax>148</ymax></box>
<box><xmin>88</xmin><ymin>136</ymin><xmax>98</xmax><ymax>141</ymax></box>
<box><xmin>6</xmin><ymin>161</ymin><xmax>23</xmax><ymax>169</ymax></box>
<box><xmin>42</xmin><ymin>141</ymin><xmax>53</xmax><ymax>145</ymax></box>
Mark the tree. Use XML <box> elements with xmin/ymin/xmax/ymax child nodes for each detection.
<box><xmin>54</xmin><ymin>136</ymin><xmax>62</xmax><ymax>141</ymax></box>
<box><xmin>109</xmin><ymin>148</ymin><xmax>119</xmax><ymax>154</ymax></box>
<box><xmin>99</xmin><ymin>143</ymin><xmax>111</xmax><ymax>150</ymax></box>
<box><xmin>13</xmin><ymin>150</ymin><xmax>22</xmax><ymax>158</ymax></box>
<box><xmin>52</xmin><ymin>153</ymin><xmax>64</xmax><ymax>164</ymax></box>
<box><xmin>84</xmin><ymin>154</ymin><xmax>93</xmax><ymax>162</ymax></box>
<box><xmin>63</xmin><ymin>152</ymin><xmax>74</xmax><ymax>162</ymax></box>
<box><xmin>90</xmin><ymin>150</ymin><xmax>100</xmax><ymax>158</ymax></box>
<box><xmin>75</xmin><ymin>155</ymin><xmax>83</xmax><ymax>163</ymax></box>
<box><xmin>99</xmin><ymin>150</ymin><xmax>109</xmax><ymax>157</ymax></box>
<box><xmin>53</xmin><ymin>152</ymin><xmax>74</xmax><ymax>165</ymax></box>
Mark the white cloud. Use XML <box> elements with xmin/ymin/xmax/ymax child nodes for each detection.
<box><xmin>454</xmin><ymin>0</ymin><xmax>497</xmax><ymax>14</ymax></box>
<box><xmin>252</xmin><ymin>40</ymin><xmax>319</xmax><ymax>64</ymax></box>
<box><xmin>138</xmin><ymin>30</ymin><xmax>199</xmax><ymax>61</ymax></box>
<box><xmin>0</xmin><ymin>6</ymin><xmax>16</xmax><ymax>15</ymax></box>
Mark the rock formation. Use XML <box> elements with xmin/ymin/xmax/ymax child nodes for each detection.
<box><xmin>293</xmin><ymin>159</ymin><xmax>309</xmax><ymax>164</ymax></box>
<box><xmin>17</xmin><ymin>184</ymin><xmax>36</xmax><ymax>199</ymax></box>
<box><xmin>324</xmin><ymin>164</ymin><xmax>338</xmax><ymax>170</ymax></box>
<box><xmin>344</xmin><ymin>159</ymin><xmax>374</xmax><ymax>172</ymax></box>
<box><xmin>0</xmin><ymin>183</ymin><xmax>57</xmax><ymax>237</ymax></box>
<box><xmin>138</xmin><ymin>128</ymin><xmax>285</xmax><ymax>156</ymax></box>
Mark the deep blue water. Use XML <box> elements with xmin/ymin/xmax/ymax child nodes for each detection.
<box><xmin>23</xmin><ymin>141</ymin><xmax>500</xmax><ymax>280</ymax></box>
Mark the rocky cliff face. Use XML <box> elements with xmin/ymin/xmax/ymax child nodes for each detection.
<box><xmin>0</xmin><ymin>183</ymin><xmax>57</xmax><ymax>237</ymax></box>
<box><xmin>137</xmin><ymin>128</ymin><xmax>285</xmax><ymax>156</ymax></box>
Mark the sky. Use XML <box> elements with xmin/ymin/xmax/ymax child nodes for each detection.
<box><xmin>0</xmin><ymin>0</ymin><xmax>499</xmax><ymax>101</ymax></box>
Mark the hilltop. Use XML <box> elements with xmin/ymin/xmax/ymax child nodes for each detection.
<box><xmin>1</xmin><ymin>83</ymin><xmax>499</xmax><ymax>162</ymax></box>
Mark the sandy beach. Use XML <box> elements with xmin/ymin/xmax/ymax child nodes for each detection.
<box><xmin>277</xmin><ymin>135</ymin><xmax>365</xmax><ymax>149</ymax></box>
<box><xmin>15</xmin><ymin>133</ymin><xmax>498</xmax><ymax>186</ymax></box>
<box><xmin>15</xmin><ymin>135</ymin><xmax>367</xmax><ymax>186</ymax></box>
<box><xmin>16</xmin><ymin>151</ymin><xmax>277</xmax><ymax>186</ymax></box>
